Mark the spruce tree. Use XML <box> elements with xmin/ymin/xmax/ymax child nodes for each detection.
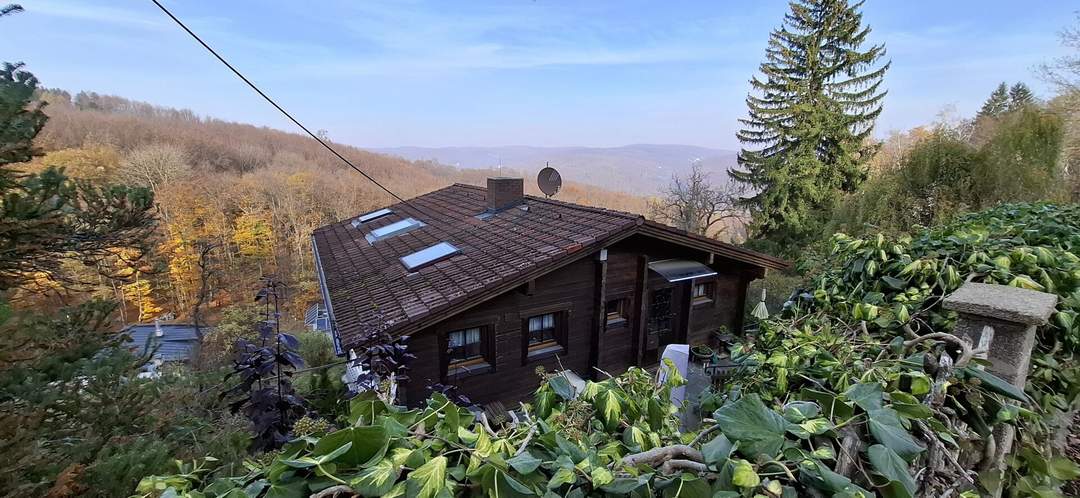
<box><xmin>1008</xmin><ymin>82</ymin><xmax>1035</xmax><ymax>110</ymax></box>
<box><xmin>978</xmin><ymin>82</ymin><xmax>1010</xmax><ymax>118</ymax></box>
<box><xmin>732</xmin><ymin>0</ymin><xmax>889</xmax><ymax>249</ymax></box>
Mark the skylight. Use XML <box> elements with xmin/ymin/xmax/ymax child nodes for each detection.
<box><xmin>400</xmin><ymin>242</ymin><xmax>460</xmax><ymax>271</ymax></box>
<box><xmin>365</xmin><ymin>217</ymin><xmax>425</xmax><ymax>243</ymax></box>
<box><xmin>357</xmin><ymin>208</ymin><xmax>392</xmax><ymax>223</ymax></box>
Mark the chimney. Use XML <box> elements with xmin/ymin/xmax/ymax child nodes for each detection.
<box><xmin>486</xmin><ymin>177</ymin><xmax>524</xmax><ymax>211</ymax></box>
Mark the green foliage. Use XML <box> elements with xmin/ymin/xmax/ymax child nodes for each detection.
<box><xmin>0</xmin><ymin>58</ymin><xmax>155</xmax><ymax>290</ymax></box>
<box><xmin>834</xmin><ymin>107</ymin><xmax>1065</xmax><ymax>235</ymax></box>
<box><xmin>732</xmin><ymin>0</ymin><xmax>889</xmax><ymax>250</ymax></box>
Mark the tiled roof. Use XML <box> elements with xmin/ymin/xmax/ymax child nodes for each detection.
<box><xmin>122</xmin><ymin>323</ymin><xmax>202</xmax><ymax>362</ymax></box>
<box><xmin>312</xmin><ymin>183</ymin><xmax>787</xmax><ymax>350</ymax></box>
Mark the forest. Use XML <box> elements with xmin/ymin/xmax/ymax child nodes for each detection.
<box><xmin>3</xmin><ymin>1</ymin><xmax>1080</xmax><ymax>497</ymax></box>
<box><xmin>20</xmin><ymin>89</ymin><xmax>647</xmax><ymax>325</ymax></box>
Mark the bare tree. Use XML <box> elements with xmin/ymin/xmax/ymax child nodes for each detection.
<box><xmin>649</xmin><ymin>162</ymin><xmax>745</xmax><ymax>240</ymax></box>
<box><xmin>120</xmin><ymin>143</ymin><xmax>190</xmax><ymax>195</ymax></box>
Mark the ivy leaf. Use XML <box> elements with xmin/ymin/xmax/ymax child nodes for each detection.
<box><xmin>590</xmin><ymin>467</ymin><xmax>614</xmax><ymax>487</ymax></box>
<box><xmin>701</xmin><ymin>433</ymin><xmax>734</xmax><ymax>466</ymax></box>
<box><xmin>507</xmin><ymin>451</ymin><xmax>542</xmax><ymax>475</ymax></box>
<box><xmin>844</xmin><ymin>382</ymin><xmax>884</xmax><ymax>412</ymax></box>
<box><xmin>547</xmin><ymin>467</ymin><xmax>577</xmax><ymax>490</ymax></box>
<box><xmin>314</xmin><ymin>442</ymin><xmax>352</xmax><ymax>465</ymax></box>
<box><xmin>731</xmin><ymin>459</ymin><xmax>760</xmax><ymax>488</ymax></box>
<box><xmin>406</xmin><ymin>456</ymin><xmax>449</xmax><ymax>498</ymax></box>
<box><xmin>868</xmin><ymin>444</ymin><xmax>916</xmax><ymax>498</ymax></box>
<box><xmin>598</xmin><ymin>389</ymin><xmax>623</xmax><ymax>431</ymax></box>
<box><xmin>782</xmin><ymin>401</ymin><xmax>821</xmax><ymax>422</ymax></box>
<box><xmin>713</xmin><ymin>394</ymin><xmax>792</xmax><ymax>459</ymax></box>
<box><xmin>867</xmin><ymin>408</ymin><xmax>925</xmax><ymax>461</ymax></box>
<box><xmin>262</xmin><ymin>480</ymin><xmax>308</xmax><ymax>498</ymax></box>
<box><xmin>622</xmin><ymin>425</ymin><xmax>648</xmax><ymax>452</ymax></box>
<box><xmin>481</xmin><ymin>466</ymin><xmax>538</xmax><ymax>498</ymax></box>
<box><xmin>798</xmin><ymin>459</ymin><xmax>872</xmax><ymax>496</ymax></box>
<box><xmin>1048</xmin><ymin>456</ymin><xmax>1080</xmax><ymax>480</ymax></box>
<box><xmin>962</xmin><ymin>366</ymin><xmax>1030</xmax><ymax>403</ymax></box>
<box><xmin>351</xmin><ymin>458</ymin><xmax>401</xmax><ymax>497</ymax></box>
<box><xmin>548</xmin><ymin>375</ymin><xmax>575</xmax><ymax>400</ymax></box>
<box><xmin>313</xmin><ymin>426</ymin><xmax>389</xmax><ymax>467</ymax></box>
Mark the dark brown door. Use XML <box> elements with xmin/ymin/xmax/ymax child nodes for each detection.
<box><xmin>646</xmin><ymin>287</ymin><xmax>675</xmax><ymax>358</ymax></box>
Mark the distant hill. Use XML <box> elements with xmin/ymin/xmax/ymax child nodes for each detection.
<box><xmin>372</xmin><ymin>144</ymin><xmax>738</xmax><ymax>195</ymax></box>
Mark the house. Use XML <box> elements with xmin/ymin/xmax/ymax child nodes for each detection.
<box><xmin>121</xmin><ymin>321</ymin><xmax>203</xmax><ymax>376</ymax></box>
<box><xmin>311</xmin><ymin>178</ymin><xmax>787</xmax><ymax>406</ymax></box>
<box><xmin>304</xmin><ymin>302</ymin><xmax>331</xmax><ymax>333</ymax></box>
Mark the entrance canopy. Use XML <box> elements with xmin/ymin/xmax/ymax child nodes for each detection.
<box><xmin>648</xmin><ymin>259</ymin><xmax>717</xmax><ymax>282</ymax></box>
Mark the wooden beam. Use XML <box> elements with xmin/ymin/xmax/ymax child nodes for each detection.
<box><xmin>733</xmin><ymin>275</ymin><xmax>750</xmax><ymax>336</ymax></box>
<box><xmin>589</xmin><ymin>251</ymin><xmax>608</xmax><ymax>379</ymax></box>
<box><xmin>634</xmin><ymin>254</ymin><xmax>649</xmax><ymax>367</ymax></box>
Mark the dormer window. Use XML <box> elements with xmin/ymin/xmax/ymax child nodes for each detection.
<box><xmin>365</xmin><ymin>217</ymin><xmax>424</xmax><ymax>243</ymax></box>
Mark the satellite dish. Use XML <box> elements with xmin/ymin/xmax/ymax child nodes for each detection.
<box><xmin>537</xmin><ymin>166</ymin><xmax>562</xmax><ymax>197</ymax></box>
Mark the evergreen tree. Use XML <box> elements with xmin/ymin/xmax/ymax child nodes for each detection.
<box><xmin>978</xmin><ymin>82</ymin><xmax>1010</xmax><ymax>118</ymax></box>
<box><xmin>1008</xmin><ymin>82</ymin><xmax>1035</xmax><ymax>110</ymax></box>
<box><xmin>1</xmin><ymin>10</ymin><xmax>156</xmax><ymax>290</ymax></box>
<box><xmin>731</xmin><ymin>0</ymin><xmax>889</xmax><ymax>249</ymax></box>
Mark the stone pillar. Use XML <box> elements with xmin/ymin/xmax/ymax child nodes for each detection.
<box><xmin>942</xmin><ymin>282</ymin><xmax>1057</xmax><ymax>497</ymax></box>
<box><xmin>942</xmin><ymin>282</ymin><xmax>1057</xmax><ymax>387</ymax></box>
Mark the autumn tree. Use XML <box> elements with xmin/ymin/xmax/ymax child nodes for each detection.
<box><xmin>649</xmin><ymin>162</ymin><xmax>744</xmax><ymax>240</ymax></box>
<box><xmin>731</xmin><ymin>0</ymin><xmax>889</xmax><ymax>251</ymax></box>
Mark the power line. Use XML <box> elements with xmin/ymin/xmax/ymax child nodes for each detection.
<box><xmin>149</xmin><ymin>0</ymin><xmax>406</xmax><ymax>204</ymax></box>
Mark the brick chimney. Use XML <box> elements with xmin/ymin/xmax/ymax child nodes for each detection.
<box><xmin>486</xmin><ymin>177</ymin><xmax>524</xmax><ymax>211</ymax></box>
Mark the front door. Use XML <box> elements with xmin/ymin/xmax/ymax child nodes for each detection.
<box><xmin>644</xmin><ymin>287</ymin><xmax>675</xmax><ymax>363</ymax></box>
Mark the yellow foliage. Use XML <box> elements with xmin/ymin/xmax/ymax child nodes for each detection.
<box><xmin>234</xmin><ymin>212</ymin><xmax>274</xmax><ymax>260</ymax></box>
<box><xmin>36</xmin><ymin>145</ymin><xmax>121</xmax><ymax>182</ymax></box>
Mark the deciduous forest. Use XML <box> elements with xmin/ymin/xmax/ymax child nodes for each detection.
<box><xmin>22</xmin><ymin>90</ymin><xmax>648</xmax><ymax>324</ymax></box>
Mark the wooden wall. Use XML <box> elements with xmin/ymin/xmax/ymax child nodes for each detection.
<box><xmin>399</xmin><ymin>235</ymin><xmax>760</xmax><ymax>407</ymax></box>
<box><xmin>404</xmin><ymin>256</ymin><xmax>599</xmax><ymax>406</ymax></box>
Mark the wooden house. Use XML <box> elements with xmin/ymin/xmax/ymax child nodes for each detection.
<box><xmin>311</xmin><ymin>178</ymin><xmax>787</xmax><ymax>406</ymax></box>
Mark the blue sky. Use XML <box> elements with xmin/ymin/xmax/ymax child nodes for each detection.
<box><xmin>6</xmin><ymin>1</ymin><xmax>1076</xmax><ymax>149</ymax></box>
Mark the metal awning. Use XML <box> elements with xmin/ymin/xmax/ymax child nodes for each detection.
<box><xmin>647</xmin><ymin>259</ymin><xmax>717</xmax><ymax>282</ymax></box>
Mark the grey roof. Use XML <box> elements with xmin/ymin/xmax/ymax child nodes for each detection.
<box><xmin>122</xmin><ymin>323</ymin><xmax>203</xmax><ymax>362</ymax></box>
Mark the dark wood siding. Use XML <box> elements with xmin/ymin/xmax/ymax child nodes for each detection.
<box><xmin>687</xmin><ymin>273</ymin><xmax>743</xmax><ymax>346</ymax></box>
<box><xmin>597</xmin><ymin>249</ymin><xmax>639</xmax><ymax>375</ymax></box>
<box><xmin>405</xmin><ymin>257</ymin><xmax>598</xmax><ymax>406</ymax></box>
<box><xmin>399</xmin><ymin>235</ymin><xmax>759</xmax><ymax>407</ymax></box>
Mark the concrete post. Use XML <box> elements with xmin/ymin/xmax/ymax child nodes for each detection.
<box><xmin>943</xmin><ymin>282</ymin><xmax>1057</xmax><ymax>387</ymax></box>
<box><xmin>942</xmin><ymin>282</ymin><xmax>1057</xmax><ymax>497</ymax></box>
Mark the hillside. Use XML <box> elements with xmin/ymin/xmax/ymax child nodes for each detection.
<box><xmin>373</xmin><ymin>144</ymin><xmax>737</xmax><ymax>195</ymax></box>
<box><xmin>28</xmin><ymin>90</ymin><xmax>650</xmax><ymax>322</ymax></box>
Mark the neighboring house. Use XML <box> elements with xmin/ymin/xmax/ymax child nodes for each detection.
<box><xmin>304</xmin><ymin>302</ymin><xmax>331</xmax><ymax>332</ymax></box>
<box><xmin>122</xmin><ymin>321</ymin><xmax>202</xmax><ymax>376</ymax></box>
<box><xmin>312</xmin><ymin>178</ymin><xmax>787</xmax><ymax>406</ymax></box>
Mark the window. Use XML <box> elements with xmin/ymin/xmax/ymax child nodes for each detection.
<box><xmin>365</xmin><ymin>217</ymin><xmax>425</xmax><ymax>243</ymax></box>
<box><xmin>448</xmin><ymin>327</ymin><xmax>484</xmax><ymax>365</ymax></box>
<box><xmin>605</xmin><ymin>298</ymin><xmax>628</xmax><ymax>327</ymax></box>
<box><xmin>522</xmin><ymin>310</ymin><xmax>568</xmax><ymax>362</ymax></box>
<box><xmin>692</xmin><ymin>281</ymin><xmax>715</xmax><ymax>305</ymax></box>
<box><xmin>527</xmin><ymin>313</ymin><xmax>558</xmax><ymax>346</ymax></box>
<box><xmin>444</xmin><ymin>325</ymin><xmax>492</xmax><ymax>378</ymax></box>
<box><xmin>357</xmin><ymin>208</ymin><xmax>392</xmax><ymax>223</ymax></box>
<box><xmin>400</xmin><ymin>242</ymin><xmax>460</xmax><ymax>271</ymax></box>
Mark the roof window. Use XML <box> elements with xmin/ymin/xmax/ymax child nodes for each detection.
<box><xmin>365</xmin><ymin>217</ymin><xmax>425</xmax><ymax>243</ymax></box>
<box><xmin>400</xmin><ymin>242</ymin><xmax>459</xmax><ymax>271</ymax></box>
<box><xmin>353</xmin><ymin>208</ymin><xmax>393</xmax><ymax>227</ymax></box>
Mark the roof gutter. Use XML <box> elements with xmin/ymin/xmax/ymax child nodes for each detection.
<box><xmin>311</xmin><ymin>234</ymin><xmax>345</xmax><ymax>356</ymax></box>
